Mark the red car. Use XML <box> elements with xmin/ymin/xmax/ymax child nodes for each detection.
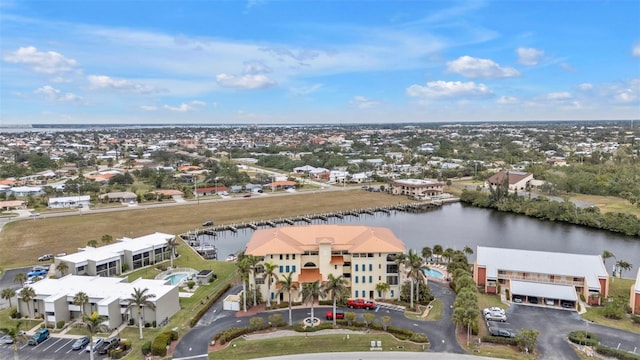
<box><xmin>325</xmin><ymin>310</ymin><xmax>344</xmax><ymax>320</ymax></box>
<box><xmin>347</xmin><ymin>298</ymin><xmax>376</xmax><ymax>310</ymax></box>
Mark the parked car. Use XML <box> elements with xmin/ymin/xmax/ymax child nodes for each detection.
<box><xmin>485</xmin><ymin>313</ymin><xmax>507</xmax><ymax>322</ymax></box>
<box><xmin>528</xmin><ymin>297</ymin><xmax>539</xmax><ymax>304</ymax></box>
<box><xmin>325</xmin><ymin>310</ymin><xmax>345</xmax><ymax>320</ymax></box>
<box><xmin>243</xmin><ymin>194</ymin><xmax>251</xmax><ymax>198</ymax></box>
<box><xmin>85</xmin><ymin>338</ymin><xmax>103</xmax><ymax>352</ymax></box>
<box><xmin>545</xmin><ymin>299</ymin><xmax>555</xmax><ymax>306</ymax></box>
<box><xmin>561</xmin><ymin>301</ymin><xmax>574</xmax><ymax>309</ymax></box>
<box><xmin>489</xmin><ymin>327</ymin><xmax>515</xmax><ymax>338</ymax></box>
<box><xmin>202</xmin><ymin>220</ymin><xmax>213</xmax><ymax>227</ymax></box>
<box><xmin>71</xmin><ymin>336</ymin><xmax>90</xmax><ymax>350</ymax></box>
<box><xmin>482</xmin><ymin>307</ymin><xmax>505</xmax><ymax>317</ymax></box>
<box><xmin>27</xmin><ymin>268</ymin><xmax>47</xmax><ymax>278</ymax></box>
<box><xmin>32</xmin><ymin>265</ymin><xmax>48</xmax><ymax>272</ymax></box>
<box><xmin>347</xmin><ymin>298</ymin><xmax>376</xmax><ymax>309</ymax></box>
<box><xmin>0</xmin><ymin>335</ymin><xmax>14</xmax><ymax>344</ymax></box>
<box><xmin>512</xmin><ymin>296</ymin><xmax>523</xmax><ymax>303</ymax></box>
<box><xmin>37</xmin><ymin>254</ymin><xmax>53</xmax><ymax>261</ymax></box>
<box><xmin>28</xmin><ymin>328</ymin><xmax>49</xmax><ymax>345</ymax></box>
<box><xmin>97</xmin><ymin>336</ymin><xmax>120</xmax><ymax>354</ymax></box>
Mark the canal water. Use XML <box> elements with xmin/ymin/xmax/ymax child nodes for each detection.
<box><xmin>200</xmin><ymin>202</ymin><xmax>640</xmax><ymax>277</ymax></box>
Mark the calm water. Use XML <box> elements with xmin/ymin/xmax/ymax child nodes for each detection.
<box><xmin>199</xmin><ymin>202</ymin><xmax>640</xmax><ymax>277</ymax></box>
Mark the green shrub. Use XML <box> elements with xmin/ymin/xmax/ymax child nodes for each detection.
<box><xmin>410</xmin><ymin>332</ymin><xmax>428</xmax><ymax>343</ymax></box>
<box><xmin>595</xmin><ymin>344</ymin><xmax>640</xmax><ymax>360</ymax></box>
<box><xmin>213</xmin><ymin>327</ymin><xmax>253</xmax><ymax>345</ymax></box>
<box><xmin>267</xmin><ymin>313</ymin><xmax>285</xmax><ymax>327</ymax></box>
<box><xmin>151</xmin><ymin>331</ymin><xmax>176</xmax><ymax>356</ymax></box>
<box><xmin>56</xmin><ymin>321</ymin><xmax>65</xmax><ymax>329</ymax></box>
<box><xmin>141</xmin><ymin>341</ymin><xmax>152</xmax><ymax>355</ymax></box>
<box><xmin>122</xmin><ymin>339</ymin><xmax>132</xmax><ymax>350</ymax></box>
<box><xmin>580</xmin><ymin>294</ymin><xmax>586</xmax><ymax>302</ymax></box>
<box><xmin>110</xmin><ymin>348</ymin><xmax>124</xmax><ymax>359</ymax></box>
<box><xmin>568</xmin><ymin>331</ymin><xmax>599</xmax><ymax>347</ymax></box>
<box><xmin>632</xmin><ymin>315</ymin><xmax>640</xmax><ymax>324</ymax></box>
<box><xmin>9</xmin><ymin>307</ymin><xmax>20</xmax><ymax>319</ymax></box>
<box><xmin>481</xmin><ymin>335</ymin><xmax>518</xmax><ymax>345</ymax></box>
<box><xmin>187</xmin><ymin>280</ymin><xmax>196</xmax><ymax>289</ymax></box>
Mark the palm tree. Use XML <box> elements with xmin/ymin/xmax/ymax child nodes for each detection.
<box><xmin>101</xmin><ymin>234</ymin><xmax>114</xmax><ymax>245</ymax></box>
<box><xmin>301</xmin><ymin>280</ymin><xmax>321</xmax><ymax>327</ymax></box>
<box><xmin>73</xmin><ymin>291</ymin><xmax>89</xmax><ymax>317</ymax></box>
<box><xmin>406</xmin><ymin>249</ymin><xmax>423</xmax><ymax>310</ymax></box>
<box><xmin>602</xmin><ymin>250</ymin><xmax>615</xmax><ymax>268</ymax></box>
<box><xmin>246</xmin><ymin>255</ymin><xmax>260</xmax><ymax>307</ymax></box>
<box><xmin>0</xmin><ymin>320</ymin><xmax>28</xmax><ymax>360</ymax></box>
<box><xmin>394</xmin><ymin>252</ymin><xmax>407</xmax><ymax>288</ymax></box>
<box><xmin>73</xmin><ymin>311</ymin><xmax>109</xmax><ymax>360</ymax></box>
<box><xmin>165</xmin><ymin>237</ymin><xmax>180</xmax><ymax>268</ymax></box>
<box><xmin>277</xmin><ymin>272</ymin><xmax>298</xmax><ymax>326</ymax></box>
<box><xmin>615</xmin><ymin>260</ymin><xmax>632</xmax><ymax>277</ymax></box>
<box><xmin>263</xmin><ymin>262</ymin><xmax>279</xmax><ymax>308</ymax></box>
<box><xmin>321</xmin><ymin>273</ymin><xmax>348</xmax><ymax>327</ymax></box>
<box><xmin>421</xmin><ymin>246</ymin><xmax>432</xmax><ymax>263</ymax></box>
<box><xmin>13</xmin><ymin>273</ymin><xmax>26</xmax><ymax>285</ymax></box>
<box><xmin>1</xmin><ymin>288</ymin><xmax>16</xmax><ymax>308</ymax></box>
<box><xmin>86</xmin><ymin>239</ymin><xmax>98</xmax><ymax>247</ymax></box>
<box><xmin>375</xmin><ymin>282</ymin><xmax>390</xmax><ymax>299</ymax></box>
<box><xmin>463</xmin><ymin>246</ymin><xmax>474</xmax><ymax>256</ymax></box>
<box><xmin>236</xmin><ymin>252</ymin><xmax>251</xmax><ymax>312</ymax></box>
<box><xmin>56</xmin><ymin>261</ymin><xmax>69</xmax><ymax>277</ymax></box>
<box><xmin>18</xmin><ymin>287</ymin><xmax>36</xmax><ymax>318</ymax></box>
<box><xmin>124</xmin><ymin>287</ymin><xmax>156</xmax><ymax>340</ymax></box>
<box><xmin>432</xmin><ymin>244</ymin><xmax>443</xmax><ymax>263</ymax></box>
<box><xmin>443</xmin><ymin>248</ymin><xmax>454</xmax><ymax>263</ymax></box>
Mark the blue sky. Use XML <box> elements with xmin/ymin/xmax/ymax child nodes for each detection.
<box><xmin>1</xmin><ymin>0</ymin><xmax>639</xmax><ymax>125</ymax></box>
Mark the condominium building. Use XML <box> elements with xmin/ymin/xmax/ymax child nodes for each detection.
<box><xmin>631</xmin><ymin>267</ymin><xmax>640</xmax><ymax>315</ymax></box>
<box><xmin>474</xmin><ymin>246</ymin><xmax>609</xmax><ymax>307</ymax></box>
<box><xmin>55</xmin><ymin>232</ymin><xmax>176</xmax><ymax>277</ymax></box>
<box><xmin>16</xmin><ymin>275</ymin><xmax>179</xmax><ymax>330</ymax></box>
<box><xmin>245</xmin><ymin>224</ymin><xmax>406</xmax><ymax>303</ymax></box>
<box><xmin>387</xmin><ymin>179</ymin><xmax>444</xmax><ymax>199</ymax></box>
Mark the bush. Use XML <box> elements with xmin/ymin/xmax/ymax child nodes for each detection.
<box><xmin>595</xmin><ymin>344</ymin><xmax>640</xmax><ymax>360</ymax></box>
<box><xmin>141</xmin><ymin>341</ymin><xmax>152</xmax><ymax>355</ymax></box>
<box><xmin>110</xmin><ymin>348</ymin><xmax>124</xmax><ymax>359</ymax></box>
<box><xmin>267</xmin><ymin>313</ymin><xmax>286</xmax><ymax>327</ymax></box>
<box><xmin>190</xmin><ymin>283</ymin><xmax>231</xmax><ymax>327</ymax></box>
<box><xmin>387</xmin><ymin>326</ymin><xmax>414</xmax><ymax>340</ymax></box>
<box><xmin>410</xmin><ymin>332</ymin><xmax>428</xmax><ymax>343</ymax></box>
<box><xmin>122</xmin><ymin>339</ymin><xmax>132</xmax><ymax>350</ymax></box>
<box><xmin>482</xmin><ymin>335</ymin><xmax>519</xmax><ymax>345</ymax></box>
<box><xmin>9</xmin><ymin>307</ymin><xmax>20</xmax><ymax>319</ymax></box>
<box><xmin>56</xmin><ymin>320</ymin><xmax>65</xmax><ymax>329</ymax></box>
<box><xmin>187</xmin><ymin>280</ymin><xmax>196</xmax><ymax>289</ymax></box>
<box><xmin>568</xmin><ymin>330</ymin><xmax>599</xmax><ymax>347</ymax></box>
<box><xmin>632</xmin><ymin>315</ymin><xmax>640</xmax><ymax>324</ymax></box>
<box><xmin>151</xmin><ymin>331</ymin><xmax>175</xmax><ymax>356</ymax></box>
<box><xmin>129</xmin><ymin>318</ymin><xmax>135</xmax><ymax>325</ymax></box>
<box><xmin>214</xmin><ymin>327</ymin><xmax>252</xmax><ymax>345</ymax></box>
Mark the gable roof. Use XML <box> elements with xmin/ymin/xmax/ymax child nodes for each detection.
<box><xmin>487</xmin><ymin>170</ymin><xmax>532</xmax><ymax>185</ymax></box>
<box><xmin>246</xmin><ymin>225</ymin><xmax>405</xmax><ymax>256</ymax></box>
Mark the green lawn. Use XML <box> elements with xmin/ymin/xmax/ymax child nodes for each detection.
<box><xmin>209</xmin><ymin>333</ymin><xmax>426</xmax><ymax>359</ymax></box>
<box><xmin>582</xmin><ymin>277</ymin><xmax>640</xmax><ymax>334</ymax></box>
<box><xmin>424</xmin><ymin>299</ymin><xmax>444</xmax><ymax>321</ymax></box>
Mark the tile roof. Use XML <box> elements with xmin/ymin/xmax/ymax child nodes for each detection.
<box><xmin>246</xmin><ymin>225</ymin><xmax>406</xmax><ymax>256</ymax></box>
<box><xmin>298</xmin><ymin>268</ymin><xmax>322</xmax><ymax>283</ymax></box>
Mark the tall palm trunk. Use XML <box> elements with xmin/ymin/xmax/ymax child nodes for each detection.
<box><xmin>332</xmin><ymin>297</ymin><xmax>337</xmax><ymax>327</ymax></box>
<box><xmin>266</xmin><ymin>275</ymin><xmax>272</xmax><ymax>308</ymax></box>
<box><xmin>137</xmin><ymin>306</ymin><xmax>144</xmax><ymax>340</ymax></box>
<box><xmin>287</xmin><ymin>292</ymin><xmax>292</xmax><ymax>326</ymax></box>
<box><xmin>242</xmin><ymin>281</ymin><xmax>247</xmax><ymax>312</ymax></box>
<box><xmin>410</xmin><ymin>280</ymin><xmax>414</xmax><ymax>310</ymax></box>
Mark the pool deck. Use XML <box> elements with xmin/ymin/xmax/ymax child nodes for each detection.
<box><xmin>425</xmin><ymin>263</ymin><xmax>450</xmax><ymax>283</ymax></box>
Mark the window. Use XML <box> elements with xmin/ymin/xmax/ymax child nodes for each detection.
<box><xmin>355</xmin><ymin>264</ymin><xmax>359</xmax><ymax>271</ymax></box>
<box><xmin>286</xmin><ymin>265</ymin><xmax>290</xmax><ymax>273</ymax></box>
<box><xmin>286</xmin><ymin>254</ymin><xmax>289</xmax><ymax>260</ymax></box>
<box><xmin>369</xmin><ymin>276</ymin><xmax>372</xmax><ymax>283</ymax></box>
<box><xmin>355</xmin><ymin>277</ymin><xmax>359</xmax><ymax>283</ymax></box>
<box><xmin>361</xmin><ymin>276</ymin><xmax>365</xmax><ymax>283</ymax></box>
<box><xmin>280</xmin><ymin>255</ymin><xmax>283</xmax><ymax>260</ymax></box>
<box><xmin>386</xmin><ymin>264</ymin><xmax>398</xmax><ymax>273</ymax></box>
<box><xmin>378</xmin><ymin>276</ymin><xmax>381</xmax><ymax>281</ymax></box>
<box><xmin>386</xmin><ymin>275</ymin><xmax>398</xmax><ymax>285</ymax></box>
<box><xmin>355</xmin><ymin>290</ymin><xmax>359</xmax><ymax>297</ymax></box>
<box><xmin>369</xmin><ymin>264</ymin><xmax>373</xmax><ymax>271</ymax></box>
<box><xmin>335</xmin><ymin>265</ymin><xmax>337</xmax><ymax>270</ymax></box>
<box><xmin>292</xmin><ymin>254</ymin><xmax>295</xmax><ymax>260</ymax></box>
<box><xmin>292</xmin><ymin>265</ymin><xmax>296</xmax><ymax>273</ymax></box>
<box><xmin>256</xmin><ymin>278</ymin><xmax>265</xmax><ymax>285</ymax></box>
<box><xmin>390</xmin><ymin>290</ymin><xmax>394</xmax><ymax>297</ymax></box>
<box><xmin>279</xmin><ymin>266</ymin><xmax>283</xmax><ymax>273</ymax></box>
<box><xmin>379</xmin><ymin>264</ymin><xmax>382</xmax><ymax>269</ymax></box>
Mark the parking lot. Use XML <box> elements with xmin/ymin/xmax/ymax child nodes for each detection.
<box><xmin>0</xmin><ymin>335</ymin><xmax>101</xmax><ymax>360</ymax></box>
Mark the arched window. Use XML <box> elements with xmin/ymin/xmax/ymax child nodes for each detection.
<box><xmin>303</xmin><ymin>262</ymin><xmax>317</xmax><ymax>268</ymax></box>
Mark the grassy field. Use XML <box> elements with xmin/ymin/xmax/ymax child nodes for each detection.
<box><xmin>583</xmin><ymin>277</ymin><xmax>640</xmax><ymax>334</ymax></box>
<box><xmin>208</xmin><ymin>333</ymin><xmax>426</xmax><ymax>359</ymax></box>
<box><xmin>0</xmin><ymin>190</ymin><xmax>411</xmax><ymax>269</ymax></box>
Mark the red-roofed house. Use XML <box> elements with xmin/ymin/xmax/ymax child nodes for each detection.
<box><xmin>485</xmin><ymin>170</ymin><xmax>533</xmax><ymax>192</ymax></box>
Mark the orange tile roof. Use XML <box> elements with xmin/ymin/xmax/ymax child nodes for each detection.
<box><xmin>246</xmin><ymin>225</ymin><xmax>406</xmax><ymax>256</ymax></box>
<box><xmin>330</xmin><ymin>256</ymin><xmax>344</xmax><ymax>265</ymax></box>
<box><xmin>298</xmin><ymin>268</ymin><xmax>322</xmax><ymax>283</ymax></box>
<box><xmin>266</xmin><ymin>180</ymin><xmax>297</xmax><ymax>187</ymax></box>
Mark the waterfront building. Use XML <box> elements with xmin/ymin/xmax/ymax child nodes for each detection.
<box><xmin>245</xmin><ymin>224</ymin><xmax>406</xmax><ymax>302</ymax></box>
<box><xmin>631</xmin><ymin>267</ymin><xmax>640</xmax><ymax>315</ymax></box>
<box><xmin>387</xmin><ymin>179</ymin><xmax>444</xmax><ymax>199</ymax></box>
<box><xmin>474</xmin><ymin>246</ymin><xmax>609</xmax><ymax>307</ymax></box>
<box><xmin>485</xmin><ymin>170</ymin><xmax>533</xmax><ymax>192</ymax></box>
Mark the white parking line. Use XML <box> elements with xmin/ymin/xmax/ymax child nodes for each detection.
<box><xmin>55</xmin><ymin>338</ymin><xmax>73</xmax><ymax>352</ymax></box>
<box><xmin>42</xmin><ymin>337</ymin><xmax>63</xmax><ymax>351</ymax></box>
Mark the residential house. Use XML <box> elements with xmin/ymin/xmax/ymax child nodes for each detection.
<box><xmin>387</xmin><ymin>179</ymin><xmax>444</xmax><ymax>199</ymax></box>
<box><xmin>99</xmin><ymin>192</ymin><xmax>137</xmax><ymax>203</ymax></box>
<box><xmin>630</xmin><ymin>268</ymin><xmax>640</xmax><ymax>315</ymax></box>
<box><xmin>48</xmin><ymin>195</ymin><xmax>91</xmax><ymax>209</ymax></box>
<box><xmin>485</xmin><ymin>170</ymin><xmax>533</xmax><ymax>192</ymax></box>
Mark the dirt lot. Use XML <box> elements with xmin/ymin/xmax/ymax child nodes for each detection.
<box><xmin>0</xmin><ymin>190</ymin><xmax>412</xmax><ymax>268</ymax></box>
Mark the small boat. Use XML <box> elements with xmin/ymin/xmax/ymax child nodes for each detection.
<box><xmin>226</xmin><ymin>254</ymin><xmax>238</xmax><ymax>262</ymax></box>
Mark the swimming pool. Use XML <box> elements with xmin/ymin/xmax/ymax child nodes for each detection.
<box><xmin>164</xmin><ymin>272</ymin><xmax>189</xmax><ymax>285</ymax></box>
<box><xmin>423</xmin><ymin>268</ymin><xmax>444</xmax><ymax>279</ymax></box>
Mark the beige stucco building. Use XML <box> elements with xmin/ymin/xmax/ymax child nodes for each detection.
<box><xmin>387</xmin><ymin>179</ymin><xmax>444</xmax><ymax>199</ymax></box>
<box><xmin>245</xmin><ymin>224</ymin><xmax>406</xmax><ymax>303</ymax></box>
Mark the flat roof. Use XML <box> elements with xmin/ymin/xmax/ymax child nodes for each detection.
<box><xmin>511</xmin><ymin>280</ymin><xmax>577</xmax><ymax>301</ymax></box>
<box><xmin>477</xmin><ymin>246</ymin><xmax>608</xmax><ymax>291</ymax></box>
<box><xmin>25</xmin><ymin>275</ymin><xmax>175</xmax><ymax>303</ymax></box>
<box><xmin>58</xmin><ymin>232</ymin><xmax>175</xmax><ymax>264</ymax></box>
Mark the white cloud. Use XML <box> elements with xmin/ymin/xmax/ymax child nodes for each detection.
<box><xmin>216</xmin><ymin>73</ymin><xmax>276</xmax><ymax>89</ymax></box>
<box><xmin>4</xmin><ymin>46</ymin><xmax>78</xmax><ymax>74</ymax></box>
<box><xmin>290</xmin><ymin>83</ymin><xmax>323</xmax><ymax>96</ymax></box>
<box><xmin>163</xmin><ymin>100</ymin><xmax>206</xmax><ymax>112</ymax></box>
<box><xmin>34</xmin><ymin>85</ymin><xmax>81</xmax><ymax>102</ymax></box>
<box><xmin>140</xmin><ymin>105</ymin><xmax>158</xmax><ymax>111</ymax></box>
<box><xmin>243</xmin><ymin>60</ymin><xmax>271</xmax><ymax>75</ymax></box>
<box><xmin>577</xmin><ymin>83</ymin><xmax>593</xmax><ymax>91</ymax></box>
<box><xmin>543</xmin><ymin>92</ymin><xmax>572</xmax><ymax>101</ymax></box>
<box><xmin>517</xmin><ymin>47</ymin><xmax>544</xmax><ymax>66</ymax></box>
<box><xmin>350</xmin><ymin>96</ymin><xmax>380</xmax><ymax>109</ymax></box>
<box><xmin>496</xmin><ymin>96</ymin><xmax>519</xmax><ymax>104</ymax></box>
<box><xmin>406</xmin><ymin>80</ymin><xmax>493</xmax><ymax>99</ymax></box>
<box><xmin>87</xmin><ymin>75</ymin><xmax>158</xmax><ymax>93</ymax></box>
<box><xmin>633</xmin><ymin>43</ymin><xmax>640</xmax><ymax>57</ymax></box>
<box><xmin>446</xmin><ymin>56</ymin><xmax>520</xmax><ymax>79</ymax></box>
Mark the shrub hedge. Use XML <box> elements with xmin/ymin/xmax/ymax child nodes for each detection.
<box><xmin>151</xmin><ymin>330</ymin><xmax>179</xmax><ymax>357</ymax></box>
<box><xmin>189</xmin><ymin>283</ymin><xmax>231</xmax><ymax>327</ymax></box>
<box><xmin>568</xmin><ymin>331</ymin><xmax>599</xmax><ymax>347</ymax></box>
<box><xmin>595</xmin><ymin>345</ymin><xmax>640</xmax><ymax>360</ymax></box>
<box><xmin>481</xmin><ymin>335</ymin><xmax>518</xmax><ymax>346</ymax></box>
